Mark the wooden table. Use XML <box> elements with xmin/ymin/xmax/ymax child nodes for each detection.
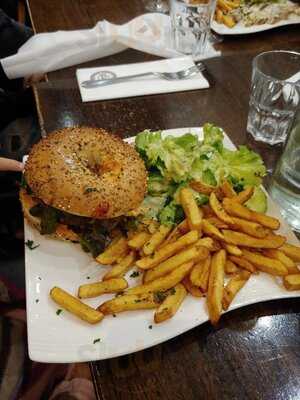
<box><xmin>27</xmin><ymin>1</ymin><xmax>300</xmax><ymax>399</ymax></box>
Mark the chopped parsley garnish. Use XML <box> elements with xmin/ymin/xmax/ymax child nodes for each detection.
<box><xmin>84</xmin><ymin>187</ymin><xmax>97</xmax><ymax>194</ymax></box>
<box><xmin>153</xmin><ymin>291</ymin><xmax>168</xmax><ymax>304</ymax></box>
<box><xmin>169</xmin><ymin>287</ymin><xmax>176</xmax><ymax>296</ymax></box>
<box><xmin>25</xmin><ymin>240</ymin><xmax>40</xmax><ymax>250</ymax></box>
<box><xmin>134</xmin><ymin>299</ymin><xmax>142</xmax><ymax>303</ymax></box>
<box><xmin>130</xmin><ymin>271</ymin><xmax>140</xmax><ymax>278</ymax></box>
<box><xmin>148</xmin><ymin>325</ymin><xmax>153</xmax><ymax>329</ymax></box>
<box><xmin>56</xmin><ymin>309</ymin><xmax>63</xmax><ymax>315</ymax></box>
<box><xmin>93</xmin><ymin>338</ymin><xmax>101</xmax><ymax>344</ymax></box>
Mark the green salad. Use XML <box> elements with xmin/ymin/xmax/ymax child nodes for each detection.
<box><xmin>134</xmin><ymin>123</ymin><xmax>267</xmax><ymax>226</ymax></box>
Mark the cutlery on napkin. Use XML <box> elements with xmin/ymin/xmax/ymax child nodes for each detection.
<box><xmin>76</xmin><ymin>56</ymin><xmax>210</xmax><ymax>102</ymax></box>
<box><xmin>0</xmin><ymin>13</ymin><xmax>220</xmax><ymax>79</ymax></box>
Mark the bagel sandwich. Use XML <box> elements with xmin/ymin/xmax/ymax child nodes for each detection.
<box><xmin>20</xmin><ymin>127</ymin><xmax>147</xmax><ymax>257</ymax></box>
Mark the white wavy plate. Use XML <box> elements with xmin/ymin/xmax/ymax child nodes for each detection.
<box><xmin>25</xmin><ymin>127</ymin><xmax>300</xmax><ymax>363</ymax></box>
<box><xmin>211</xmin><ymin>15</ymin><xmax>300</xmax><ymax>35</ymax></box>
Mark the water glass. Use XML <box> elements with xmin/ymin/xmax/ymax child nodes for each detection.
<box><xmin>247</xmin><ymin>50</ymin><xmax>300</xmax><ymax>145</ymax></box>
<box><xmin>169</xmin><ymin>0</ymin><xmax>216</xmax><ymax>56</ymax></box>
<box><xmin>269</xmin><ymin>107</ymin><xmax>300</xmax><ymax>232</ymax></box>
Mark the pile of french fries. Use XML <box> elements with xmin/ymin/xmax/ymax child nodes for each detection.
<box><xmin>50</xmin><ymin>180</ymin><xmax>300</xmax><ymax>326</ymax></box>
<box><xmin>215</xmin><ymin>0</ymin><xmax>240</xmax><ymax>28</ymax></box>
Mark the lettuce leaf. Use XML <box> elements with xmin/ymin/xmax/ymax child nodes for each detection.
<box><xmin>135</xmin><ymin>131</ymin><xmax>200</xmax><ymax>183</ymax></box>
<box><xmin>135</xmin><ymin>124</ymin><xmax>267</xmax><ymax>223</ymax></box>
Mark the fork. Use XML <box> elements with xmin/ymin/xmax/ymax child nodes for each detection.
<box><xmin>81</xmin><ymin>63</ymin><xmax>205</xmax><ymax>88</ymax></box>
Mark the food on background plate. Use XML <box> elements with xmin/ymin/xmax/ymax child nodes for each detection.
<box><xmin>22</xmin><ymin>123</ymin><xmax>300</xmax><ymax>326</ymax></box>
<box><xmin>214</xmin><ymin>0</ymin><xmax>300</xmax><ymax>28</ymax></box>
<box><xmin>20</xmin><ymin>126</ymin><xmax>147</xmax><ymax>257</ymax></box>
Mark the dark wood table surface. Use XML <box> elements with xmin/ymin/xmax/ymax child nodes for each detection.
<box><xmin>27</xmin><ymin>1</ymin><xmax>300</xmax><ymax>399</ymax></box>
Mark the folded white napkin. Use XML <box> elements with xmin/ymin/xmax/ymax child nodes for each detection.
<box><xmin>77</xmin><ymin>56</ymin><xmax>209</xmax><ymax>102</ymax></box>
<box><xmin>1</xmin><ymin>13</ymin><xmax>220</xmax><ymax>79</ymax></box>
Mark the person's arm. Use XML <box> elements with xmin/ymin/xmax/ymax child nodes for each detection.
<box><xmin>0</xmin><ymin>8</ymin><xmax>33</xmax><ymax>91</ymax></box>
<box><xmin>0</xmin><ymin>157</ymin><xmax>23</xmax><ymax>171</ymax></box>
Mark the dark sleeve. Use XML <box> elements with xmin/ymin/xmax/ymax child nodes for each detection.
<box><xmin>0</xmin><ymin>8</ymin><xmax>33</xmax><ymax>91</ymax></box>
<box><xmin>0</xmin><ymin>88</ymin><xmax>19</xmax><ymax>131</ymax></box>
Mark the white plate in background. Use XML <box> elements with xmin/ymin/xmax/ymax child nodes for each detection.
<box><xmin>211</xmin><ymin>16</ymin><xmax>300</xmax><ymax>35</ymax></box>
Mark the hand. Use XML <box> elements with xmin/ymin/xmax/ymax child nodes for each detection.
<box><xmin>0</xmin><ymin>157</ymin><xmax>24</xmax><ymax>171</ymax></box>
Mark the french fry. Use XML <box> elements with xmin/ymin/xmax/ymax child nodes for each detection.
<box><xmin>233</xmin><ymin>187</ymin><xmax>254</xmax><ymax>204</ymax></box>
<box><xmin>228</xmin><ymin>255</ymin><xmax>257</xmax><ymax>274</ymax></box>
<box><xmin>202</xmin><ymin>204</ymin><xmax>215</xmax><ymax>217</ymax></box>
<box><xmin>147</xmin><ymin>220</ymin><xmax>159</xmax><ymax>234</ymax></box>
<box><xmin>136</xmin><ymin>230</ymin><xmax>198</xmax><ymax>270</ymax></box>
<box><xmin>189</xmin><ymin>180</ymin><xmax>216</xmax><ymax>195</ymax></box>
<box><xmin>143</xmin><ymin>246</ymin><xmax>199</xmax><ymax>283</ymax></box>
<box><xmin>159</xmin><ymin>219</ymin><xmax>189</xmax><ymax>249</ymax></box>
<box><xmin>190</xmin><ymin>255</ymin><xmax>211</xmax><ymax>291</ymax></box>
<box><xmin>230</xmin><ymin>217</ymin><xmax>269</xmax><ymax>238</ymax></box>
<box><xmin>223</xmin><ymin>243</ymin><xmax>242</xmax><ymax>256</ymax></box>
<box><xmin>96</xmin><ymin>236</ymin><xmax>128</xmax><ymax>265</ymax></box>
<box><xmin>154</xmin><ymin>284</ymin><xmax>187</xmax><ymax>323</ymax></box>
<box><xmin>283</xmin><ymin>274</ymin><xmax>300</xmax><ymax>291</ymax></box>
<box><xmin>222</xmin><ymin>230</ymin><xmax>286</xmax><ymax>249</ymax></box>
<box><xmin>98</xmin><ymin>293</ymin><xmax>159</xmax><ymax>315</ymax></box>
<box><xmin>50</xmin><ymin>287</ymin><xmax>104</xmax><ymax>324</ymax></box>
<box><xmin>210</xmin><ymin>192</ymin><xmax>234</xmax><ymax>224</ymax></box>
<box><xmin>224</xmin><ymin>0</ymin><xmax>240</xmax><ymax>8</ymax></box>
<box><xmin>195</xmin><ymin>237</ymin><xmax>216</xmax><ymax>251</ymax></box>
<box><xmin>126</xmin><ymin>261</ymin><xmax>194</xmax><ymax>295</ymax></box>
<box><xmin>222</xmin><ymin>14</ymin><xmax>236</xmax><ymax>28</ymax></box>
<box><xmin>262</xmin><ymin>249</ymin><xmax>299</xmax><ymax>274</ymax></box>
<box><xmin>206</xmin><ymin>216</ymin><xmax>229</xmax><ymax>229</ymax></box>
<box><xmin>180</xmin><ymin>187</ymin><xmax>203</xmax><ymax>231</ymax></box>
<box><xmin>194</xmin><ymin>245</ymin><xmax>210</xmax><ymax>262</ymax></box>
<box><xmin>225</xmin><ymin>259</ymin><xmax>239</xmax><ymax>274</ymax></box>
<box><xmin>207</xmin><ymin>249</ymin><xmax>226</xmax><ymax>325</ymax></box>
<box><xmin>202</xmin><ymin>219</ymin><xmax>224</xmax><ymax>240</ymax></box>
<box><xmin>128</xmin><ymin>231</ymin><xmax>151</xmax><ymax>249</ymax></box>
<box><xmin>102</xmin><ymin>251</ymin><xmax>136</xmax><ymax>280</ymax></box>
<box><xmin>220</xmin><ymin>180</ymin><xmax>236</xmax><ymax>198</ymax></box>
<box><xmin>223</xmin><ymin>198</ymin><xmax>280</xmax><ymax>230</ymax></box>
<box><xmin>280</xmin><ymin>243</ymin><xmax>300</xmax><ymax>262</ymax></box>
<box><xmin>143</xmin><ymin>225</ymin><xmax>172</xmax><ymax>255</ymax></box>
<box><xmin>242</xmin><ymin>249</ymin><xmax>288</xmax><ymax>276</ymax></box>
<box><xmin>182</xmin><ymin>276</ymin><xmax>204</xmax><ymax>297</ymax></box>
<box><xmin>78</xmin><ymin>278</ymin><xmax>128</xmax><ymax>299</ymax></box>
<box><xmin>218</xmin><ymin>0</ymin><xmax>234</xmax><ymax>11</ymax></box>
<box><xmin>222</xmin><ymin>271</ymin><xmax>251</xmax><ymax>310</ymax></box>
<box><xmin>196</xmin><ymin>237</ymin><xmax>221</xmax><ymax>251</ymax></box>
<box><xmin>215</xmin><ymin>7</ymin><xmax>224</xmax><ymax>24</ymax></box>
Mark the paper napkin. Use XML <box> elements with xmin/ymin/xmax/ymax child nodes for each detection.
<box><xmin>76</xmin><ymin>56</ymin><xmax>209</xmax><ymax>102</ymax></box>
<box><xmin>1</xmin><ymin>13</ymin><xmax>220</xmax><ymax>79</ymax></box>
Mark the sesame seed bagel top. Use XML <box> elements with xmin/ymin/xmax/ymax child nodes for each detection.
<box><xmin>25</xmin><ymin>127</ymin><xmax>147</xmax><ymax>219</ymax></box>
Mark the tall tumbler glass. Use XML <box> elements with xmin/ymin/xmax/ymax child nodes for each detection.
<box><xmin>269</xmin><ymin>106</ymin><xmax>300</xmax><ymax>232</ymax></box>
<box><xmin>169</xmin><ymin>0</ymin><xmax>216</xmax><ymax>57</ymax></box>
<box><xmin>247</xmin><ymin>51</ymin><xmax>300</xmax><ymax>145</ymax></box>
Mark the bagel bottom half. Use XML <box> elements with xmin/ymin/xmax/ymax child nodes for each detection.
<box><xmin>20</xmin><ymin>189</ymin><xmax>79</xmax><ymax>242</ymax></box>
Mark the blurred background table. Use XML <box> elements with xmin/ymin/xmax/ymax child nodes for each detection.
<box><xmin>26</xmin><ymin>1</ymin><xmax>300</xmax><ymax>399</ymax></box>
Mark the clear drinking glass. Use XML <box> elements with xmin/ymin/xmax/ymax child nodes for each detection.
<box><xmin>169</xmin><ymin>0</ymin><xmax>216</xmax><ymax>56</ymax></box>
<box><xmin>144</xmin><ymin>0</ymin><xmax>169</xmax><ymax>13</ymax></box>
<box><xmin>269</xmin><ymin>108</ymin><xmax>300</xmax><ymax>232</ymax></box>
<box><xmin>247</xmin><ymin>50</ymin><xmax>300</xmax><ymax>146</ymax></box>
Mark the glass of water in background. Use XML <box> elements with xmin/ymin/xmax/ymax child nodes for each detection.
<box><xmin>247</xmin><ymin>50</ymin><xmax>300</xmax><ymax>146</ymax></box>
<box><xmin>169</xmin><ymin>0</ymin><xmax>216</xmax><ymax>57</ymax></box>
<box><xmin>269</xmin><ymin>107</ymin><xmax>300</xmax><ymax>232</ymax></box>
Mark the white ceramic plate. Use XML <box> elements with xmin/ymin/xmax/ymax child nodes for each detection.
<box><xmin>25</xmin><ymin>127</ymin><xmax>300</xmax><ymax>363</ymax></box>
<box><xmin>211</xmin><ymin>15</ymin><xmax>300</xmax><ymax>35</ymax></box>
